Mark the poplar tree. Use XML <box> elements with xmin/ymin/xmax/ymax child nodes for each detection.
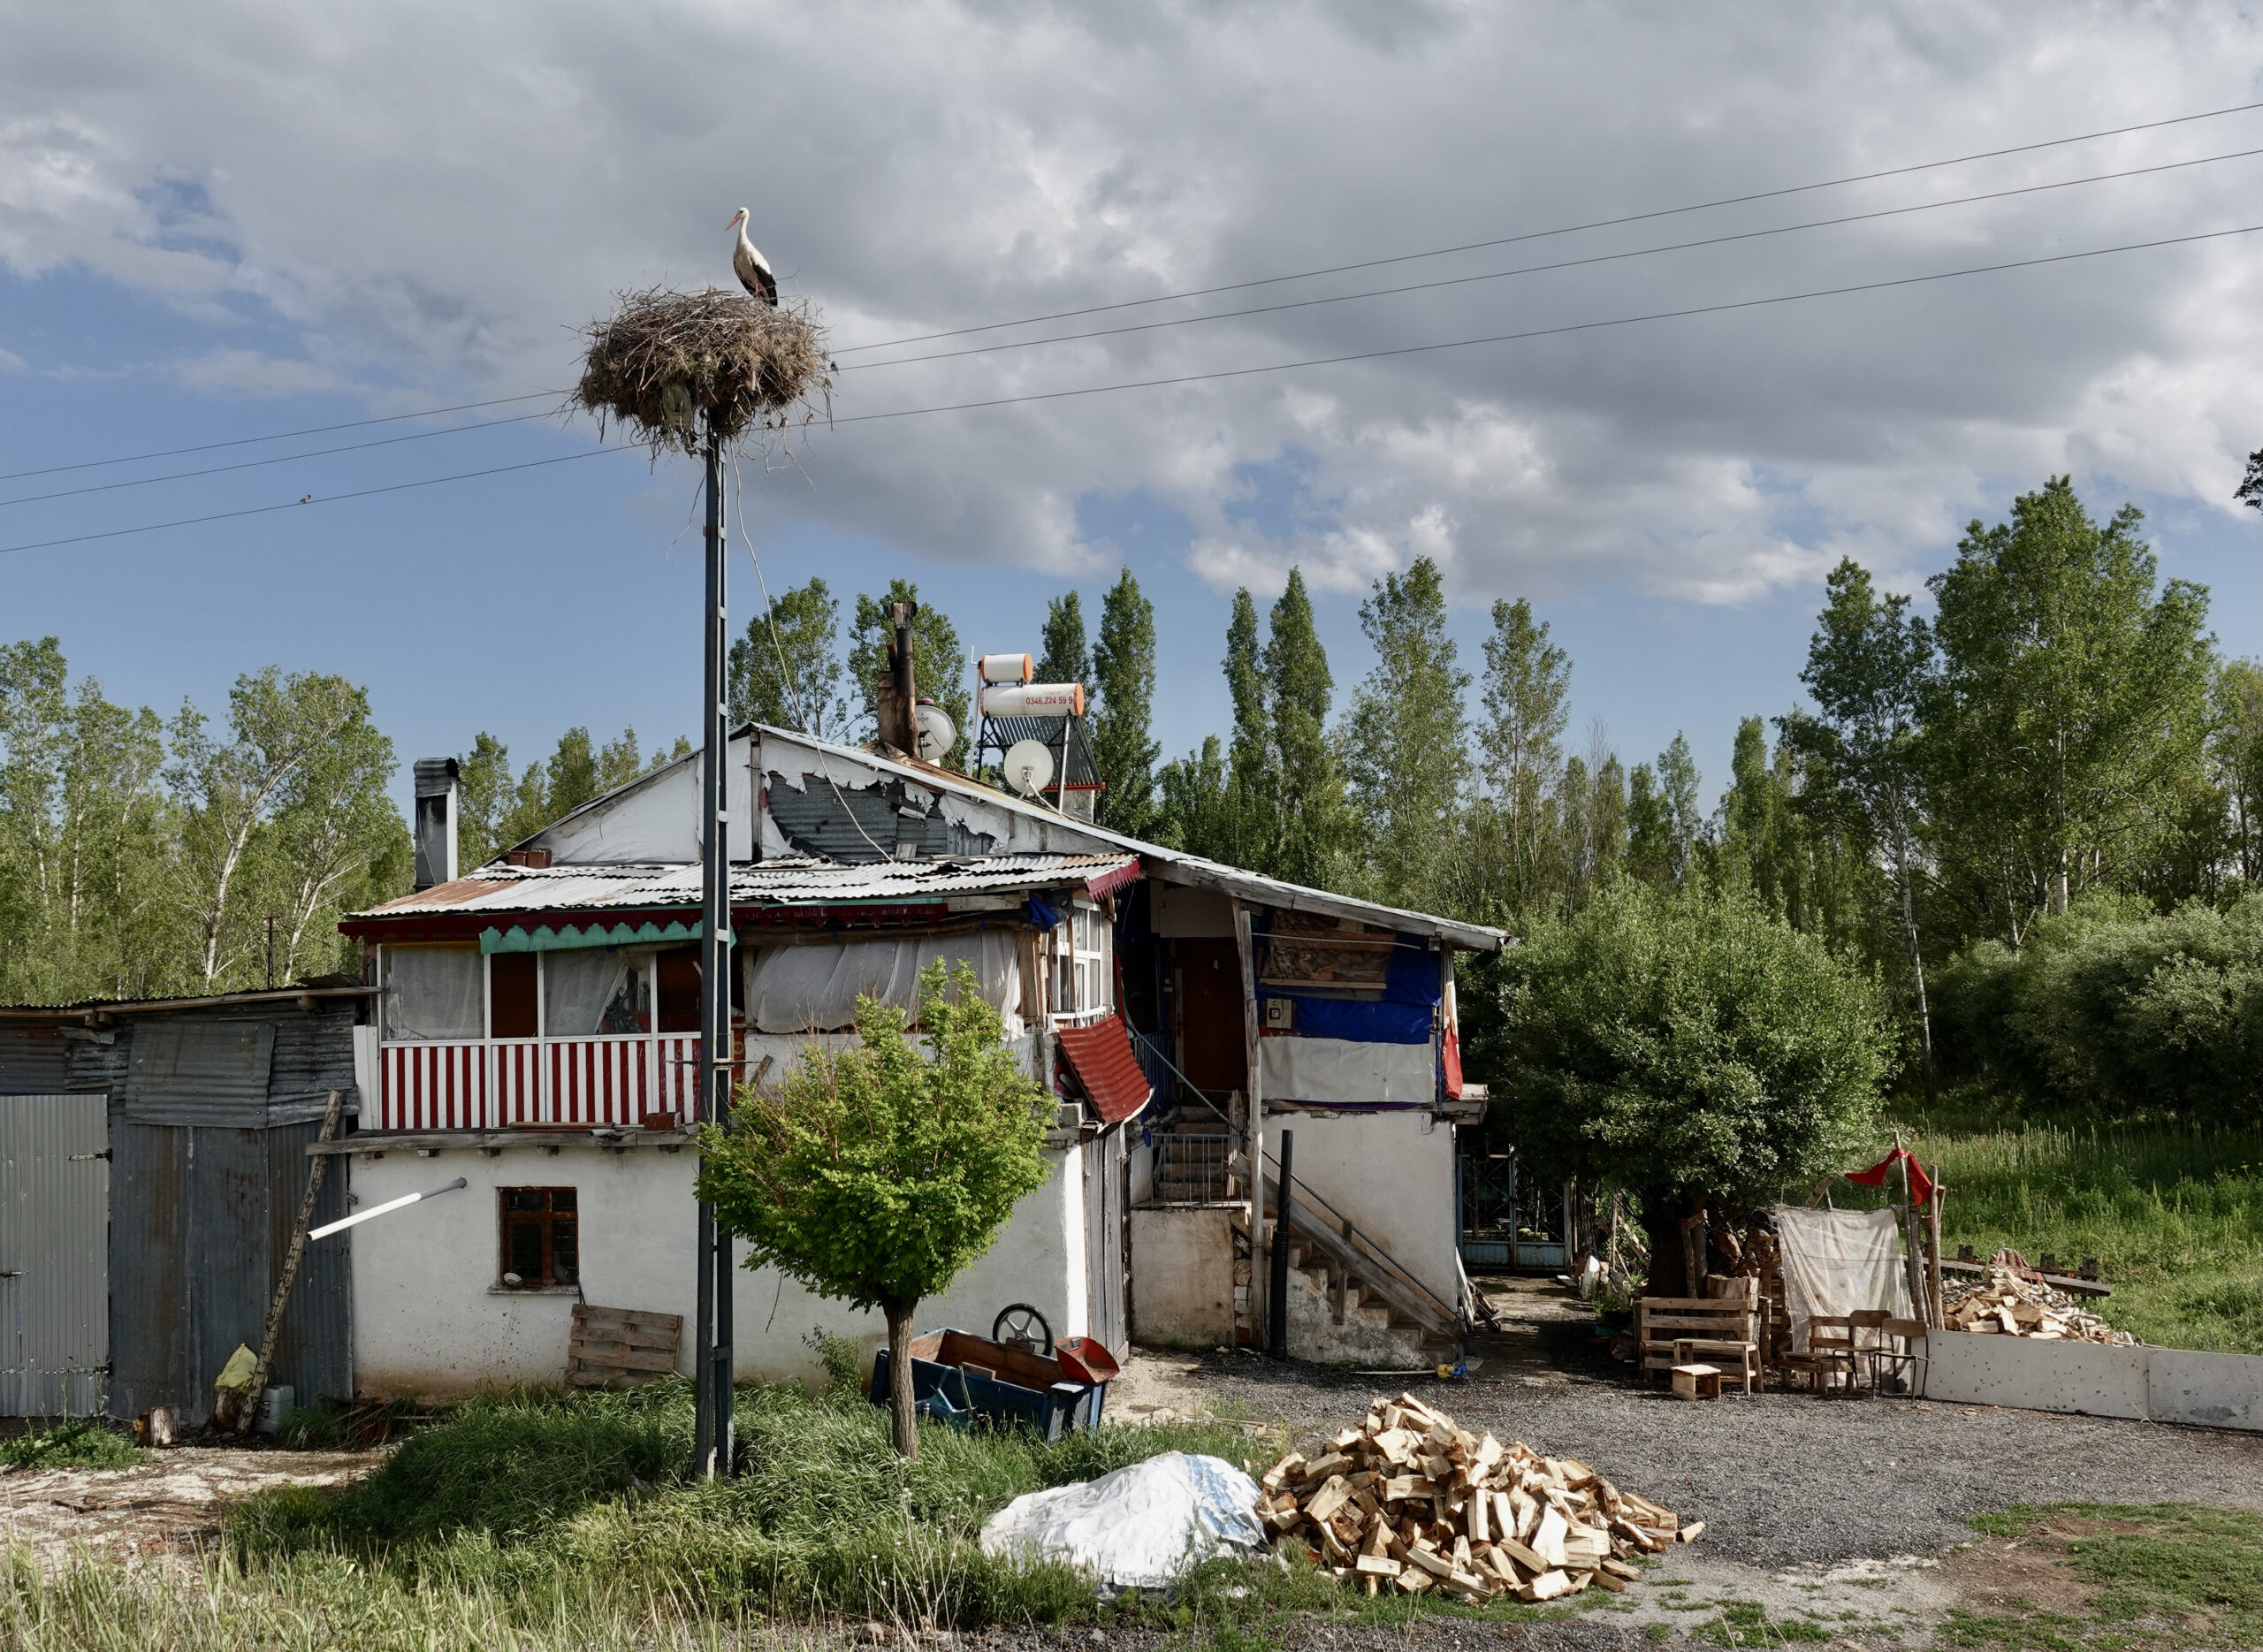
<box><xmin>1037</xmin><ymin>590</ymin><xmax>1091</xmax><ymax>687</ymax></box>
<box><xmin>1263</xmin><ymin>569</ymin><xmax>1352</xmax><ymax>888</ymax></box>
<box><xmin>1343</xmin><ymin>557</ymin><xmax>1470</xmax><ymax>910</ymax></box>
<box><xmin>1089</xmin><ymin>569</ymin><xmax>1160</xmax><ymax>838</ymax></box>
<box><xmin>1219</xmin><ymin>588</ymin><xmax>1273</xmax><ymax>868</ymax></box>
<box><xmin>1479</xmin><ymin>598</ymin><xmax>1571</xmax><ymax>911</ymax></box>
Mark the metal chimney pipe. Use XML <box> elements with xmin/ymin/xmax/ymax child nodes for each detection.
<box><xmin>411</xmin><ymin>758</ymin><xmax>460</xmax><ymax>889</ymax></box>
<box><xmin>879</xmin><ymin>599</ymin><xmax>919</xmax><ymax>754</ymax></box>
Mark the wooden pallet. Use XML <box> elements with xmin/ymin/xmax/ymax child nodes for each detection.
<box><xmin>568</xmin><ymin>1304</ymin><xmax>683</xmax><ymax>1389</ymax></box>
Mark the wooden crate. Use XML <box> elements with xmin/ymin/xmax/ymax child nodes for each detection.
<box><xmin>568</xmin><ymin>1304</ymin><xmax>684</xmax><ymax>1389</ymax></box>
<box><xmin>1671</xmin><ymin>1363</ymin><xmax>1723</xmax><ymax>1401</ymax></box>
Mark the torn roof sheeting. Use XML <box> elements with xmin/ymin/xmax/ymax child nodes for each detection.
<box><xmin>1054</xmin><ymin>1014</ymin><xmax>1152</xmax><ymax>1124</ymax></box>
<box><xmin>343</xmin><ymin>852</ymin><xmax>1140</xmax><ymax>934</ymax></box>
<box><xmin>752</xmin><ymin>726</ymin><xmax>1509</xmax><ymax>952</ymax></box>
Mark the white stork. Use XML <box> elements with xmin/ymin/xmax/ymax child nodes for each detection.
<box><xmin>727</xmin><ymin>208</ymin><xmax>777</xmax><ymax>306</ymax></box>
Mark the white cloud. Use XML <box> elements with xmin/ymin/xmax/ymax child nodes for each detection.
<box><xmin>4</xmin><ymin>0</ymin><xmax>2261</xmax><ymax>612</ymax></box>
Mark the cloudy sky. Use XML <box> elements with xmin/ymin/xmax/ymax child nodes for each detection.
<box><xmin>4</xmin><ymin>1</ymin><xmax>2260</xmax><ymax>807</ymax></box>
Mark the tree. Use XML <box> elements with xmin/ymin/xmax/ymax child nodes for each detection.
<box><xmin>1217</xmin><ymin>588</ymin><xmax>1274</xmax><ymax>870</ymax></box>
<box><xmin>1478</xmin><ymin>598</ymin><xmax>1571</xmax><ymax>914</ymax></box>
<box><xmin>1262</xmin><ymin>569</ymin><xmax>1352</xmax><ymax>889</ymax></box>
<box><xmin>1780</xmin><ymin>558</ymin><xmax>1941</xmax><ymax>1092</ymax></box>
<box><xmin>2215</xmin><ymin>660</ymin><xmax>2263</xmax><ymax>892</ymax></box>
<box><xmin>455</xmin><ymin>733</ymin><xmax>515</xmax><ymax>872</ymax></box>
<box><xmin>850</xmin><ymin>581</ymin><xmax>969</xmax><ymax>765</ymax></box>
<box><xmin>1625</xmin><ymin>735</ymin><xmax>1700</xmax><ymax>890</ymax></box>
<box><xmin>171</xmin><ymin>668</ymin><xmax>393</xmax><ymax>990</ymax></box>
<box><xmin>1489</xmin><ymin>879</ymin><xmax>1893</xmax><ymax>1294</ymax></box>
<box><xmin>697</xmin><ymin>961</ymin><xmax>1051</xmax><ymax>1458</ymax></box>
<box><xmin>1926</xmin><ymin>477</ymin><xmax>2213</xmax><ymax>942</ymax></box>
<box><xmin>1037</xmin><ymin>590</ymin><xmax>1091</xmax><ymax>687</ymax></box>
<box><xmin>1153</xmin><ymin>734</ymin><xmax>1233</xmax><ymax>858</ymax></box>
<box><xmin>728</xmin><ymin>577</ymin><xmax>852</xmax><ymax>738</ymax></box>
<box><xmin>1342</xmin><ymin>557</ymin><xmax>1470</xmax><ymax>910</ymax></box>
<box><xmin>1089</xmin><ymin>568</ymin><xmax>1160</xmax><ymax>837</ymax></box>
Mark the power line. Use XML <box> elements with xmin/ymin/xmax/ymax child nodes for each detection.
<box><xmin>0</xmin><ymin>392</ymin><xmax>560</xmax><ymax>483</ymax></box>
<box><xmin>13</xmin><ymin>97</ymin><xmax>2263</xmax><ymax>481</ymax></box>
<box><xmin>0</xmin><ymin>447</ymin><xmax>635</xmax><ymax>556</ymax></box>
<box><xmin>829</xmin><ymin>97</ymin><xmax>2263</xmax><ymax>354</ymax></box>
<box><xmin>0</xmin><ymin>410</ymin><xmax>557</xmax><ymax>510</ymax></box>
<box><xmin>8</xmin><ymin>215</ymin><xmax>2259</xmax><ymax>557</ymax></box>
<box><xmin>828</xmin><ymin>217</ymin><xmax>2263</xmax><ymax>425</ymax></box>
<box><xmin>839</xmin><ymin>143</ymin><xmax>2263</xmax><ymax>373</ymax></box>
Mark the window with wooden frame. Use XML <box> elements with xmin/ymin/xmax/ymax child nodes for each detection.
<box><xmin>498</xmin><ymin>1187</ymin><xmax>579</xmax><ymax>1289</ymax></box>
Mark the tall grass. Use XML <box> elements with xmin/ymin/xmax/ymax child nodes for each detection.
<box><xmin>1866</xmin><ymin>1118</ymin><xmax>2263</xmax><ymax>1354</ymax></box>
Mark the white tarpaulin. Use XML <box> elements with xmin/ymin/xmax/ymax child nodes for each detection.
<box><xmin>979</xmin><ymin>1451</ymin><xmax>1266</xmax><ymax>1593</ymax></box>
<box><xmin>742</xmin><ymin>933</ymin><xmax>1022</xmax><ymax>1036</ymax></box>
<box><xmin>1774</xmin><ymin>1206</ymin><xmax>1915</xmax><ymax>1353</ymax></box>
<box><xmin>1259</xmin><ymin>1036</ymin><xmax>1433</xmax><ymax>1106</ymax></box>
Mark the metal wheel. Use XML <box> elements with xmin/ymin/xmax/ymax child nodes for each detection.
<box><xmin>992</xmin><ymin>1303</ymin><xmax>1053</xmax><ymax>1355</ymax></box>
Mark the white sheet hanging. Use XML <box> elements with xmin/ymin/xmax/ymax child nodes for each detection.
<box><xmin>1773</xmin><ymin>1205</ymin><xmax>1915</xmax><ymax>1353</ymax></box>
<box><xmin>742</xmin><ymin>932</ymin><xmax>1023</xmax><ymax>1036</ymax></box>
<box><xmin>382</xmin><ymin>947</ymin><xmax>483</xmax><ymax>1041</ymax></box>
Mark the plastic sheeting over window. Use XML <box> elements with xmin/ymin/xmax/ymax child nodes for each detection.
<box><xmin>383</xmin><ymin>947</ymin><xmax>482</xmax><ymax>1041</ymax></box>
<box><xmin>1259</xmin><ymin>1036</ymin><xmax>1434</xmax><ymax>1108</ymax></box>
<box><xmin>743</xmin><ymin>932</ymin><xmax>1023</xmax><ymax>1035</ymax></box>
<box><xmin>543</xmin><ymin>949</ymin><xmax>632</xmax><ymax>1038</ymax></box>
<box><xmin>1773</xmin><ymin>1205</ymin><xmax>1915</xmax><ymax>1354</ymax></box>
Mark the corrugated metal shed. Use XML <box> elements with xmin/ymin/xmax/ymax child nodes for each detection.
<box><xmin>0</xmin><ymin>1095</ymin><xmax>109</xmax><ymax>1414</ymax></box>
<box><xmin>0</xmin><ymin>1028</ymin><xmax>67</xmax><ymax>1096</ymax></box>
<box><xmin>0</xmin><ymin>996</ymin><xmax>362</xmax><ymax>1421</ymax></box>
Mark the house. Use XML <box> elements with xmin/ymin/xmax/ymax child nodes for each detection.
<box><xmin>0</xmin><ymin>988</ymin><xmax>368</xmax><ymax>1423</ymax></box>
<box><xmin>337</xmin><ymin>718</ymin><xmax>1505</xmax><ymax>1395</ymax></box>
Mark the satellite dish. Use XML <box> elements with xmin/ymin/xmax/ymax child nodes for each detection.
<box><xmin>1003</xmin><ymin>738</ymin><xmax>1055</xmax><ymax>796</ymax></box>
<box><xmin>914</xmin><ymin>701</ymin><xmax>956</xmax><ymax>762</ymax></box>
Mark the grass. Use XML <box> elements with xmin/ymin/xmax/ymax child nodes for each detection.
<box><xmin>1944</xmin><ymin>1502</ymin><xmax>2263</xmax><ymax>1650</ymax></box>
<box><xmin>1855</xmin><ymin>1117</ymin><xmax>2263</xmax><ymax>1353</ymax></box>
<box><xmin>0</xmin><ymin>1364</ymin><xmax>1626</xmax><ymax>1649</ymax></box>
<box><xmin>0</xmin><ymin>1420</ymin><xmax>141</xmax><ymax>1473</ymax></box>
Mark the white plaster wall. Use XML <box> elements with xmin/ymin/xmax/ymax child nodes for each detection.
<box><xmin>1263</xmin><ymin>1109</ymin><xmax>1458</xmax><ymax>1308</ymax></box>
<box><xmin>349</xmin><ymin>1141</ymin><xmax>1078</xmax><ymax>1397</ymax></box>
<box><xmin>533</xmin><ymin>734</ymin><xmax>754</xmax><ymax>865</ymax></box>
<box><xmin>1128</xmin><ymin>1207</ymin><xmax>1234</xmax><ymax>1346</ymax></box>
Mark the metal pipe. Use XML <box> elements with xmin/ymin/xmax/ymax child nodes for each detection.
<box><xmin>1268</xmin><ymin>1130</ymin><xmax>1293</xmax><ymax>1359</ymax></box>
<box><xmin>309</xmin><ymin>1177</ymin><xmax>466</xmax><ymax>1241</ymax></box>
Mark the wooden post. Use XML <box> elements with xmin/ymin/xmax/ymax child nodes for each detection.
<box><xmin>1269</xmin><ymin>1130</ymin><xmax>1294</xmax><ymax>1358</ymax></box>
<box><xmin>1925</xmin><ymin>1170</ymin><xmax>1947</xmax><ymax>1328</ymax></box>
<box><xmin>1232</xmin><ymin>898</ymin><xmax>1264</xmax><ymax>1348</ymax></box>
<box><xmin>237</xmin><ymin>1091</ymin><xmax>344</xmax><ymax>1433</ymax></box>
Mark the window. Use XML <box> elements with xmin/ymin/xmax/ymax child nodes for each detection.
<box><xmin>1051</xmin><ymin>903</ymin><xmax>1113</xmax><ymax>1022</ymax></box>
<box><xmin>498</xmin><ymin>1187</ymin><xmax>579</xmax><ymax>1289</ymax></box>
<box><xmin>383</xmin><ymin>945</ymin><xmax>482</xmax><ymax>1040</ymax></box>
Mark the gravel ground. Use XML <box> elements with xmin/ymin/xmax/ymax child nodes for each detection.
<box><xmin>1180</xmin><ymin>1344</ymin><xmax>2263</xmax><ymax>1571</ymax></box>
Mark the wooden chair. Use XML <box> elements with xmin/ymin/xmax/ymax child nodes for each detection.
<box><xmin>1865</xmin><ymin>1316</ymin><xmax>1928</xmax><ymax>1397</ymax></box>
<box><xmin>1636</xmin><ymin>1298</ymin><xmax>1760</xmax><ymax>1393</ymax></box>
<box><xmin>1780</xmin><ymin>1314</ymin><xmax>1859</xmax><ymax>1395</ymax></box>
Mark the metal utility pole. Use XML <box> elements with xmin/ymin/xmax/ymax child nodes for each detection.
<box><xmin>692</xmin><ymin>423</ymin><xmax>736</xmax><ymax>1480</ymax></box>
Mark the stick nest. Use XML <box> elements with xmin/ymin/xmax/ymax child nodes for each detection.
<box><xmin>574</xmin><ymin>285</ymin><xmax>831</xmax><ymax>457</ymax></box>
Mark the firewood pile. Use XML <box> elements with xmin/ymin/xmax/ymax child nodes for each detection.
<box><xmin>1256</xmin><ymin>1393</ymin><xmax>1699</xmax><ymax>1602</ymax></box>
<box><xmin>1943</xmin><ymin>1266</ymin><xmax>2137</xmax><ymax>1345</ymax></box>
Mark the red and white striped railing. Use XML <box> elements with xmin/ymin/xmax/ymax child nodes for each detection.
<box><xmin>377</xmin><ymin>1033</ymin><xmax>720</xmax><ymax>1131</ymax></box>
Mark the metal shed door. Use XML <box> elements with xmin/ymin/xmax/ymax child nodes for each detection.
<box><xmin>0</xmin><ymin>1096</ymin><xmax>109</xmax><ymax>1415</ymax></box>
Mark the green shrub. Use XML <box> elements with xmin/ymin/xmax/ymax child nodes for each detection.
<box><xmin>0</xmin><ymin>1419</ymin><xmax>142</xmax><ymax>1472</ymax></box>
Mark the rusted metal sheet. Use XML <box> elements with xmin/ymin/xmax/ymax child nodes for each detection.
<box><xmin>0</xmin><ymin>1095</ymin><xmax>109</xmax><ymax>1415</ymax></box>
<box><xmin>126</xmin><ymin>1020</ymin><xmax>275</xmax><ymax>1124</ymax></box>
<box><xmin>0</xmin><ymin>1028</ymin><xmax>68</xmax><ymax>1096</ymax></box>
<box><xmin>109</xmin><ymin>1118</ymin><xmax>351</xmax><ymax>1426</ymax></box>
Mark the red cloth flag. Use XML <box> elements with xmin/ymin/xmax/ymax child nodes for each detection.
<box><xmin>1845</xmin><ymin>1146</ymin><xmax>1933</xmax><ymax>1207</ymax></box>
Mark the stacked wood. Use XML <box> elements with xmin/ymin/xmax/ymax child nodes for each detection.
<box><xmin>1255</xmin><ymin>1393</ymin><xmax>1700</xmax><ymax>1602</ymax></box>
<box><xmin>1943</xmin><ymin>1267</ymin><xmax>2137</xmax><ymax>1346</ymax></box>
<box><xmin>567</xmin><ymin>1303</ymin><xmax>685</xmax><ymax>1388</ymax></box>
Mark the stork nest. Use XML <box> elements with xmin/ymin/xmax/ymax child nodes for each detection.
<box><xmin>573</xmin><ymin>285</ymin><xmax>831</xmax><ymax>457</ymax></box>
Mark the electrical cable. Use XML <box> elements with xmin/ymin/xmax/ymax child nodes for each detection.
<box><xmin>7</xmin><ymin>214</ymin><xmax>2259</xmax><ymax>556</ymax></box>
<box><xmin>12</xmin><ymin>95</ymin><xmax>2263</xmax><ymax>479</ymax></box>
<box><xmin>827</xmin><ymin>96</ymin><xmax>2263</xmax><ymax>354</ymax></box>
<box><xmin>0</xmin><ymin>392</ymin><xmax>560</xmax><ymax>483</ymax></box>
<box><xmin>827</xmin><ymin>216</ymin><xmax>2263</xmax><ymax>427</ymax></box>
<box><xmin>838</xmin><ymin>143</ymin><xmax>2263</xmax><ymax>373</ymax></box>
<box><xmin>0</xmin><ymin>409</ymin><xmax>556</xmax><ymax>510</ymax></box>
<box><xmin>728</xmin><ymin>450</ymin><xmax>900</xmax><ymax>864</ymax></box>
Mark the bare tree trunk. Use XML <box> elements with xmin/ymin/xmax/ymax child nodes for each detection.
<box><xmin>1888</xmin><ymin>803</ymin><xmax>1936</xmax><ymax>1103</ymax></box>
<box><xmin>882</xmin><ymin>1295</ymin><xmax>919</xmax><ymax>1461</ymax></box>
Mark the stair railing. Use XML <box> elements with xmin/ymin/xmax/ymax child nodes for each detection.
<box><xmin>1261</xmin><ymin>1143</ymin><xmax>1464</xmax><ymax>1335</ymax></box>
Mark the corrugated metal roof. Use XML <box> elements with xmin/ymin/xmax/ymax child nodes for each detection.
<box><xmin>1055</xmin><ymin>1014</ymin><xmax>1153</xmax><ymax>1125</ymax></box>
<box><xmin>125</xmin><ymin>1021</ymin><xmax>275</xmax><ymax>1124</ymax></box>
<box><xmin>347</xmin><ymin>852</ymin><xmax>1140</xmax><ymax>924</ymax></box>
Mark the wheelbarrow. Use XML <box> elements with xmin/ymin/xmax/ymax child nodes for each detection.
<box><xmin>866</xmin><ymin>1305</ymin><xmax>1116</xmax><ymax>1440</ymax></box>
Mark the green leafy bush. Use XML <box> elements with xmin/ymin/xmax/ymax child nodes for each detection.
<box><xmin>0</xmin><ymin>1419</ymin><xmax>143</xmax><ymax>1471</ymax></box>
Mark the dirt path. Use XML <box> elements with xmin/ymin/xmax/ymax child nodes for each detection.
<box><xmin>0</xmin><ymin>1447</ymin><xmax>376</xmax><ymax>1570</ymax></box>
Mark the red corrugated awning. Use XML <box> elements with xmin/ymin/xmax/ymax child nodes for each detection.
<box><xmin>1055</xmin><ymin>1013</ymin><xmax>1152</xmax><ymax>1125</ymax></box>
<box><xmin>1084</xmin><ymin>858</ymin><xmax>1145</xmax><ymax>903</ymax></box>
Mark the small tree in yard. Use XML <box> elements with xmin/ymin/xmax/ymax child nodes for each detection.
<box><xmin>697</xmin><ymin>960</ymin><xmax>1051</xmax><ymax>1458</ymax></box>
<box><xmin>1485</xmin><ymin>879</ymin><xmax>1893</xmax><ymax>1295</ymax></box>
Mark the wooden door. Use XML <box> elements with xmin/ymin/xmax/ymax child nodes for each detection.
<box><xmin>1172</xmin><ymin>939</ymin><xmax>1246</xmax><ymax>1100</ymax></box>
